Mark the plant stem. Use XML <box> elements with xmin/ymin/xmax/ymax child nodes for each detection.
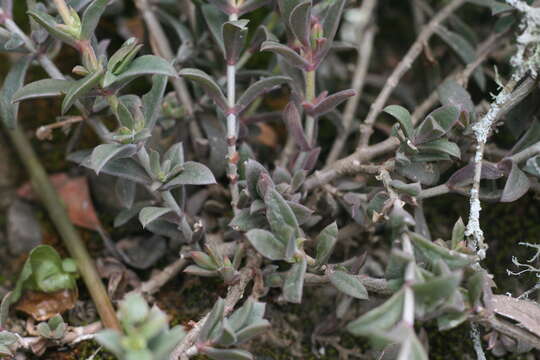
<box><xmin>6</xmin><ymin>126</ymin><xmax>121</xmax><ymax>330</ymax></box>
<box><xmin>401</xmin><ymin>233</ymin><xmax>416</xmax><ymax>327</ymax></box>
<box><xmin>304</xmin><ymin>69</ymin><xmax>316</xmax><ymax>144</ymax></box>
<box><xmin>226</xmin><ymin>12</ymin><xmax>240</xmax><ymax>212</ymax></box>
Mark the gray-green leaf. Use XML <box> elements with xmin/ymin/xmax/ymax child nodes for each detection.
<box><xmin>328</xmin><ymin>270</ymin><xmax>368</xmax><ymax>300</ymax></box>
<box><xmin>139</xmin><ymin>206</ymin><xmax>173</xmax><ymax>228</ymax></box>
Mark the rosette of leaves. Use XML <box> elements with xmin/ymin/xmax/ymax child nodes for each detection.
<box><xmin>36</xmin><ymin>315</ymin><xmax>67</xmax><ymax>340</ymax></box>
<box><xmin>185</xmin><ymin>243</ymin><xmax>240</xmax><ymax>283</ymax></box>
<box><xmin>229</xmin><ymin>159</ymin><xmax>367</xmax><ymax>303</ymax></box>
<box><xmin>95</xmin><ymin>293</ymin><xmax>185</xmax><ymax>360</ymax></box>
<box><xmin>0</xmin><ymin>331</ymin><xmax>18</xmax><ymax>357</ymax></box>
<box><xmin>384</xmin><ymin>104</ymin><xmax>462</xmax><ymax>186</ymax></box>
<box><xmin>347</xmin><ymin>219</ymin><xmax>485</xmax><ymax>359</ymax></box>
<box><xmin>10</xmin><ymin>245</ymin><xmax>79</xmax><ymax>305</ymax></box>
<box><xmin>192</xmin><ymin>298</ymin><xmax>270</xmax><ymax>360</ymax></box>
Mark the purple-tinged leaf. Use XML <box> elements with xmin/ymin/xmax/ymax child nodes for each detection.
<box><xmin>236</xmin><ymin>76</ymin><xmax>291</xmax><ymax>113</ymax></box>
<box><xmin>12</xmin><ymin>79</ymin><xmax>74</xmax><ymax>103</ymax></box>
<box><xmin>256</xmin><ymin>171</ymin><xmax>275</xmax><ymax>199</ymax></box>
<box><xmin>303</xmin><ymin>146</ymin><xmax>321</xmax><ymax>172</ymax></box>
<box><xmin>282</xmin><ymin>255</ymin><xmax>307</xmax><ymax>303</ymax></box>
<box><xmin>81</xmin><ymin>0</ymin><xmax>109</xmax><ymax>40</ymax></box>
<box><xmin>248</xmin><ymin>25</ymin><xmax>277</xmax><ymax>53</ymax></box>
<box><xmin>179</xmin><ymin>68</ymin><xmax>228</xmax><ymax>111</ymax></box>
<box><xmin>500</xmin><ymin>160</ymin><xmax>530</xmax><ymax>202</ymax></box>
<box><xmin>316</xmin><ymin>0</ymin><xmax>346</xmax><ymax>63</ymax></box>
<box><xmin>446</xmin><ymin>161</ymin><xmax>504</xmax><ymax>188</ymax></box>
<box><xmin>0</xmin><ymin>55</ymin><xmax>31</xmax><ymax>128</ymax></box>
<box><xmin>289</xmin><ymin>1</ymin><xmax>312</xmax><ymax>47</ymax></box>
<box><xmin>306</xmin><ymin>89</ymin><xmax>355</xmax><ymax>117</ymax></box>
<box><xmin>208</xmin><ymin>0</ymin><xmax>236</xmax><ymax>14</ymax></box>
<box><xmin>278</xmin><ymin>0</ymin><xmax>302</xmax><ymax>22</ymax></box>
<box><xmin>437</xmin><ymin>80</ymin><xmax>474</xmax><ymax>121</ymax></box>
<box><xmin>283</xmin><ymin>102</ymin><xmax>310</xmax><ymax>151</ymax></box>
<box><xmin>261</xmin><ymin>41</ymin><xmax>309</xmax><ymax>70</ymax></box>
<box><xmin>184</xmin><ymin>265</ymin><xmax>219</xmax><ymax>277</ymax></box>
<box><xmin>222</xmin><ymin>20</ymin><xmax>249</xmax><ymax>65</ymax></box>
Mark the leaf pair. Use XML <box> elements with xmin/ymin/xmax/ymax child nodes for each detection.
<box><xmin>179</xmin><ymin>68</ymin><xmax>290</xmax><ymax>114</ymax></box>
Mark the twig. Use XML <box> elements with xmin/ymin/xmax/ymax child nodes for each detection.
<box><xmin>134</xmin><ymin>255</ymin><xmax>189</xmax><ymax>296</ymax></box>
<box><xmin>169</xmin><ymin>253</ymin><xmax>262</xmax><ymax>360</ymax></box>
<box><xmin>356</xmin><ymin>0</ymin><xmax>466</xmax><ymax>150</ymax></box>
<box><xmin>326</xmin><ymin>0</ymin><xmax>377</xmax><ymax>165</ymax></box>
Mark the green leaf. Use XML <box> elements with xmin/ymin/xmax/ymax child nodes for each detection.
<box><xmin>104</xmin><ymin>55</ymin><xmax>177</xmax><ymax>88</ymax></box>
<box><xmin>95</xmin><ymin>330</ymin><xmax>123</xmax><ymax>357</ymax></box>
<box><xmin>12</xmin><ymin>79</ymin><xmax>74</xmax><ymax>103</ymax></box>
<box><xmin>202</xmin><ymin>347</ymin><xmax>253</xmax><ymax>360</ymax></box>
<box><xmin>409</xmin><ymin>232</ymin><xmax>475</xmax><ymax>269</ymax></box>
<box><xmin>152</xmin><ymin>326</ymin><xmax>186</xmax><ymax>360</ymax></box>
<box><xmin>0</xmin><ymin>293</ymin><xmax>11</xmax><ymax>328</ymax></box>
<box><xmin>282</xmin><ymin>255</ymin><xmax>307</xmax><ymax>303</ymax></box>
<box><xmin>230</xmin><ymin>209</ymin><xmax>266</xmax><ymax>232</ymax></box>
<box><xmin>347</xmin><ymin>290</ymin><xmax>405</xmax><ymax>336</ymax></box>
<box><xmin>397</xmin><ymin>330</ymin><xmax>428</xmax><ymax>360</ymax></box>
<box><xmin>81</xmin><ymin>0</ymin><xmax>108</xmax><ymax>40</ymax></box>
<box><xmin>162</xmin><ymin>161</ymin><xmax>216</xmax><ymax>189</ymax></box>
<box><xmin>179</xmin><ymin>68</ymin><xmax>228</xmax><ymax>111</ymax></box>
<box><xmin>27</xmin><ymin>9</ymin><xmax>76</xmax><ymax>46</ymax></box>
<box><xmin>417</xmin><ymin>139</ymin><xmax>461</xmax><ymax>159</ymax></box>
<box><xmin>245</xmin><ymin>159</ymin><xmax>271</xmax><ymax>199</ymax></box>
<box><xmin>139</xmin><ymin>206</ymin><xmax>173</xmax><ymax>228</ymax></box>
<box><xmin>412</xmin><ymin>273</ymin><xmax>462</xmax><ymax>314</ymax></box>
<box><xmin>246</xmin><ymin>229</ymin><xmax>285</xmax><ymax>260</ymax></box>
<box><xmin>384</xmin><ymin>105</ymin><xmax>414</xmax><ymax>139</ymax></box>
<box><xmin>236</xmin><ymin>76</ymin><xmax>291</xmax><ymax>113</ymax></box>
<box><xmin>264</xmin><ymin>188</ymin><xmax>300</xmax><ymax>243</ymax></box>
<box><xmin>524</xmin><ymin>155</ymin><xmax>540</xmax><ymax>177</ymax></box>
<box><xmin>414</xmin><ymin>106</ymin><xmax>460</xmax><ymax>144</ymax></box>
<box><xmin>318</xmin><ymin>0</ymin><xmax>346</xmax><ymax>60</ymax></box>
<box><xmin>62</xmin><ymin>68</ymin><xmax>104</xmax><ymax>114</ymax></box>
<box><xmin>436</xmin><ymin>26</ymin><xmax>485</xmax><ymax>90</ymax></box>
<box><xmin>328</xmin><ymin>270</ymin><xmax>368</xmax><ymax>300</ymax></box>
<box><xmin>390</xmin><ymin>179</ymin><xmax>421</xmax><ymax>196</ymax></box>
<box><xmin>214</xmin><ymin>318</ymin><xmax>237</xmax><ymax>346</ymax></box>
<box><xmin>202</xmin><ymin>4</ymin><xmax>227</xmax><ymax>53</ymax></box>
<box><xmin>0</xmin><ymin>331</ymin><xmax>17</xmax><ymax>346</ymax></box>
<box><xmin>200</xmin><ymin>298</ymin><xmax>225</xmax><ymax>342</ymax></box>
<box><xmin>143</xmin><ymin>75</ymin><xmax>168</xmax><ymax>130</ymax></box>
<box><xmin>289</xmin><ymin>1</ymin><xmax>312</xmax><ymax>47</ymax></box>
<box><xmin>222</xmin><ymin>20</ymin><xmax>249</xmax><ymax>64</ymax></box>
<box><xmin>385</xmin><ymin>249</ymin><xmax>413</xmax><ymax>281</ymax></box>
<box><xmin>315</xmin><ymin>222</ymin><xmax>338</xmax><ymax>266</ymax></box>
<box><xmin>0</xmin><ymin>55</ymin><xmax>31</xmax><ymax>128</ymax></box>
<box><xmin>451</xmin><ymin>218</ymin><xmax>465</xmax><ymax>249</ymax></box>
<box><xmin>235</xmin><ymin>319</ymin><xmax>270</xmax><ymax>344</ymax></box>
<box><xmin>437</xmin><ymin>311</ymin><xmax>468</xmax><ymax>331</ymax></box>
<box><xmin>467</xmin><ymin>270</ymin><xmax>485</xmax><ymax>306</ymax></box>
<box><xmin>90</xmin><ymin>143</ymin><xmax>137</xmax><ymax>175</ymax></box>
<box><xmin>437</xmin><ymin>80</ymin><xmax>474</xmax><ymax>120</ymax></box>
<box><xmin>261</xmin><ymin>41</ymin><xmax>309</xmax><ymax>70</ymax></box>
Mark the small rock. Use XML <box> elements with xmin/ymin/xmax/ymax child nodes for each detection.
<box><xmin>6</xmin><ymin>199</ymin><xmax>42</xmax><ymax>255</ymax></box>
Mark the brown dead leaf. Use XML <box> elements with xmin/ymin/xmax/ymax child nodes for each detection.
<box><xmin>15</xmin><ymin>289</ymin><xmax>78</xmax><ymax>321</ymax></box>
<box><xmin>17</xmin><ymin>174</ymin><xmax>102</xmax><ymax>231</ymax></box>
<box><xmin>255</xmin><ymin>123</ymin><xmax>279</xmax><ymax>148</ymax></box>
<box><xmin>492</xmin><ymin>294</ymin><xmax>540</xmax><ymax>337</ymax></box>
